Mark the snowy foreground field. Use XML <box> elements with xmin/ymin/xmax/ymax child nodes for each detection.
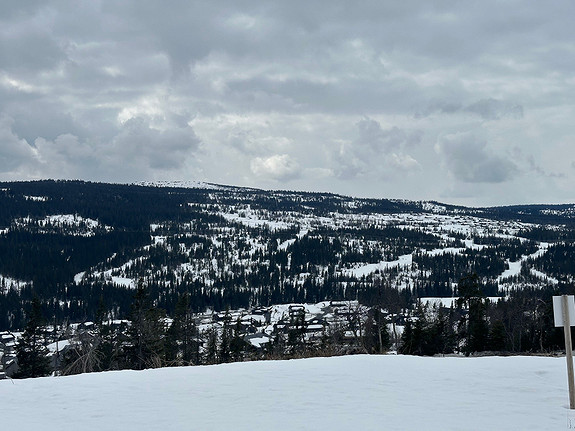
<box><xmin>1</xmin><ymin>355</ymin><xmax>573</xmax><ymax>430</ymax></box>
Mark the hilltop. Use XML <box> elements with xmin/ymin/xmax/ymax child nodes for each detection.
<box><xmin>0</xmin><ymin>354</ymin><xmax>570</xmax><ymax>430</ymax></box>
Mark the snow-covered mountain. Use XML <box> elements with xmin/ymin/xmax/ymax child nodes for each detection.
<box><xmin>0</xmin><ymin>180</ymin><xmax>574</xmax><ymax>331</ymax></box>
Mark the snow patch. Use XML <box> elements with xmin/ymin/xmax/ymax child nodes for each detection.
<box><xmin>346</xmin><ymin>254</ymin><xmax>412</xmax><ymax>278</ymax></box>
<box><xmin>497</xmin><ymin>242</ymin><xmax>553</xmax><ymax>283</ymax></box>
<box><xmin>0</xmin><ymin>274</ymin><xmax>29</xmax><ymax>293</ymax></box>
<box><xmin>24</xmin><ymin>195</ymin><xmax>48</xmax><ymax>202</ymax></box>
<box><xmin>13</xmin><ymin>214</ymin><xmax>112</xmax><ymax>236</ymax></box>
<box><xmin>136</xmin><ymin>180</ymin><xmax>231</xmax><ymax>190</ymax></box>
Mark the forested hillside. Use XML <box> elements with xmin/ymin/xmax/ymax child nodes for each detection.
<box><xmin>1</xmin><ymin>180</ymin><xmax>574</xmax><ymax>329</ymax></box>
<box><xmin>0</xmin><ymin>180</ymin><xmax>574</xmax><ymax>364</ymax></box>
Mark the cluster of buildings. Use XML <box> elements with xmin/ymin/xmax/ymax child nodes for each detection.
<box><xmin>0</xmin><ymin>332</ymin><xmax>17</xmax><ymax>378</ymax></box>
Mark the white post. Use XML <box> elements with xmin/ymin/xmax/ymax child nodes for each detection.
<box><xmin>562</xmin><ymin>294</ymin><xmax>575</xmax><ymax>410</ymax></box>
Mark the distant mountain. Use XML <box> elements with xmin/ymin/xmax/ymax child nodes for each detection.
<box><xmin>0</xmin><ymin>179</ymin><xmax>573</xmax><ymax>330</ymax></box>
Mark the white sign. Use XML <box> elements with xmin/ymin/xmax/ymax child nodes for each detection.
<box><xmin>553</xmin><ymin>295</ymin><xmax>575</xmax><ymax>327</ymax></box>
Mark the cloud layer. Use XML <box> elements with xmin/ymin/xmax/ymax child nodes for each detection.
<box><xmin>1</xmin><ymin>1</ymin><xmax>574</xmax><ymax>205</ymax></box>
<box><xmin>436</xmin><ymin>132</ymin><xmax>517</xmax><ymax>184</ymax></box>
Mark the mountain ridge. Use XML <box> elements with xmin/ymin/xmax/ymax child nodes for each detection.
<box><xmin>0</xmin><ymin>179</ymin><xmax>573</xmax><ymax>332</ymax></box>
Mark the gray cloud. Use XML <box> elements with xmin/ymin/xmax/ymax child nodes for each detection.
<box><xmin>511</xmin><ymin>147</ymin><xmax>565</xmax><ymax>179</ymax></box>
<box><xmin>111</xmin><ymin>117</ymin><xmax>200</xmax><ymax>171</ymax></box>
<box><xmin>334</xmin><ymin>118</ymin><xmax>421</xmax><ymax>180</ymax></box>
<box><xmin>414</xmin><ymin>101</ymin><xmax>463</xmax><ymax>119</ymax></box>
<box><xmin>465</xmin><ymin>98</ymin><xmax>523</xmax><ymax>120</ymax></box>
<box><xmin>0</xmin><ymin>1</ymin><xmax>574</xmax><ymax>205</ymax></box>
<box><xmin>416</xmin><ymin>98</ymin><xmax>523</xmax><ymax>120</ymax></box>
<box><xmin>227</xmin><ymin>130</ymin><xmax>292</xmax><ymax>156</ymax></box>
<box><xmin>356</xmin><ymin>119</ymin><xmax>405</xmax><ymax>151</ymax></box>
<box><xmin>0</xmin><ymin>20</ymin><xmax>65</xmax><ymax>73</ymax></box>
<box><xmin>0</xmin><ymin>115</ymin><xmax>201</xmax><ymax>182</ymax></box>
<box><xmin>0</xmin><ymin>116</ymin><xmax>37</xmax><ymax>173</ymax></box>
<box><xmin>435</xmin><ymin>132</ymin><xmax>517</xmax><ymax>183</ymax></box>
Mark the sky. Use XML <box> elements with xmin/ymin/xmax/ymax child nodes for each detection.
<box><xmin>1</xmin><ymin>1</ymin><xmax>575</xmax><ymax>207</ymax></box>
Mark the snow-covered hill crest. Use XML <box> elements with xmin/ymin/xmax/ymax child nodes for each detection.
<box><xmin>0</xmin><ymin>355</ymin><xmax>570</xmax><ymax>431</ymax></box>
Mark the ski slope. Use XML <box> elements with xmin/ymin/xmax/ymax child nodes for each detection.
<box><xmin>0</xmin><ymin>355</ymin><xmax>571</xmax><ymax>430</ymax></box>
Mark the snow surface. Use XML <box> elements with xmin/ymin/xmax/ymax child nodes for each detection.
<box><xmin>346</xmin><ymin>254</ymin><xmax>413</xmax><ymax>278</ymax></box>
<box><xmin>24</xmin><ymin>195</ymin><xmax>48</xmax><ymax>202</ymax></box>
<box><xmin>1</xmin><ymin>355</ymin><xmax>572</xmax><ymax>430</ymax></box>
<box><xmin>221</xmin><ymin>212</ymin><xmax>292</xmax><ymax>231</ymax></box>
<box><xmin>497</xmin><ymin>242</ymin><xmax>556</xmax><ymax>284</ymax></box>
<box><xmin>530</xmin><ymin>268</ymin><xmax>559</xmax><ymax>285</ymax></box>
<box><xmin>13</xmin><ymin>213</ymin><xmax>111</xmax><ymax>236</ymax></box>
<box><xmin>136</xmin><ymin>180</ymin><xmax>235</xmax><ymax>191</ymax></box>
<box><xmin>0</xmin><ymin>274</ymin><xmax>29</xmax><ymax>293</ymax></box>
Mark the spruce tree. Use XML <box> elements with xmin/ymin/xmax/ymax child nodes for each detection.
<box><xmin>398</xmin><ymin>320</ymin><xmax>415</xmax><ymax>355</ymax></box>
<box><xmin>165</xmin><ymin>293</ymin><xmax>199</xmax><ymax>365</ymax></box>
<box><xmin>456</xmin><ymin>273</ymin><xmax>489</xmax><ymax>354</ymax></box>
<box><xmin>127</xmin><ymin>284</ymin><xmax>166</xmax><ymax>370</ymax></box>
<box><xmin>488</xmin><ymin>319</ymin><xmax>507</xmax><ymax>351</ymax></box>
<box><xmin>219</xmin><ymin>317</ymin><xmax>232</xmax><ymax>363</ymax></box>
<box><xmin>15</xmin><ymin>298</ymin><xmax>51</xmax><ymax>378</ymax></box>
<box><xmin>230</xmin><ymin>318</ymin><xmax>247</xmax><ymax>361</ymax></box>
<box><xmin>363</xmin><ymin>308</ymin><xmax>391</xmax><ymax>354</ymax></box>
<box><xmin>204</xmin><ymin>327</ymin><xmax>219</xmax><ymax>364</ymax></box>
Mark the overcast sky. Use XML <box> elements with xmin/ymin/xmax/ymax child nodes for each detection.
<box><xmin>1</xmin><ymin>1</ymin><xmax>574</xmax><ymax>206</ymax></box>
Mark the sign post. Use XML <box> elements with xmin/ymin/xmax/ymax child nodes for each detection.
<box><xmin>553</xmin><ymin>295</ymin><xmax>575</xmax><ymax>410</ymax></box>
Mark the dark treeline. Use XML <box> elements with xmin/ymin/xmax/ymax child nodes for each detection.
<box><xmin>0</xmin><ymin>180</ymin><xmax>211</xmax><ymax>229</ymax></box>
<box><xmin>12</xmin><ymin>274</ymin><xmax>571</xmax><ymax>380</ymax></box>
<box><xmin>398</xmin><ymin>276</ymin><xmax>566</xmax><ymax>356</ymax></box>
<box><xmin>14</xmin><ymin>286</ymin><xmax>392</xmax><ymax>378</ymax></box>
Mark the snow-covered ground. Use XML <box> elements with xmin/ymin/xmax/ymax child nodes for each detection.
<box><xmin>1</xmin><ymin>355</ymin><xmax>572</xmax><ymax>430</ymax></box>
<box><xmin>346</xmin><ymin>254</ymin><xmax>413</xmax><ymax>278</ymax></box>
<box><xmin>12</xmin><ymin>214</ymin><xmax>111</xmax><ymax>236</ymax></box>
<box><xmin>135</xmin><ymin>180</ymin><xmax>234</xmax><ymax>191</ymax></box>
<box><xmin>0</xmin><ymin>274</ymin><xmax>29</xmax><ymax>293</ymax></box>
<box><xmin>497</xmin><ymin>242</ymin><xmax>557</xmax><ymax>285</ymax></box>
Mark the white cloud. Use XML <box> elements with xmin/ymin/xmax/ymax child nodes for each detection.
<box><xmin>250</xmin><ymin>154</ymin><xmax>301</xmax><ymax>181</ymax></box>
<box><xmin>389</xmin><ymin>153</ymin><xmax>421</xmax><ymax>171</ymax></box>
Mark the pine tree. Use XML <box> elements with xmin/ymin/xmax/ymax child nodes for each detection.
<box><xmin>398</xmin><ymin>320</ymin><xmax>415</xmax><ymax>355</ymax></box>
<box><xmin>431</xmin><ymin>306</ymin><xmax>456</xmax><ymax>355</ymax></box>
<box><xmin>287</xmin><ymin>311</ymin><xmax>307</xmax><ymax>355</ymax></box>
<box><xmin>204</xmin><ymin>327</ymin><xmax>219</xmax><ymax>364</ymax></box>
<box><xmin>363</xmin><ymin>308</ymin><xmax>391</xmax><ymax>354</ymax></box>
<box><xmin>488</xmin><ymin>319</ymin><xmax>507</xmax><ymax>351</ymax></box>
<box><xmin>230</xmin><ymin>318</ymin><xmax>247</xmax><ymax>361</ymax></box>
<box><xmin>165</xmin><ymin>293</ymin><xmax>199</xmax><ymax>365</ymax></box>
<box><xmin>456</xmin><ymin>273</ymin><xmax>489</xmax><ymax>354</ymax></box>
<box><xmin>126</xmin><ymin>284</ymin><xmax>166</xmax><ymax>370</ymax></box>
<box><xmin>15</xmin><ymin>298</ymin><xmax>51</xmax><ymax>378</ymax></box>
